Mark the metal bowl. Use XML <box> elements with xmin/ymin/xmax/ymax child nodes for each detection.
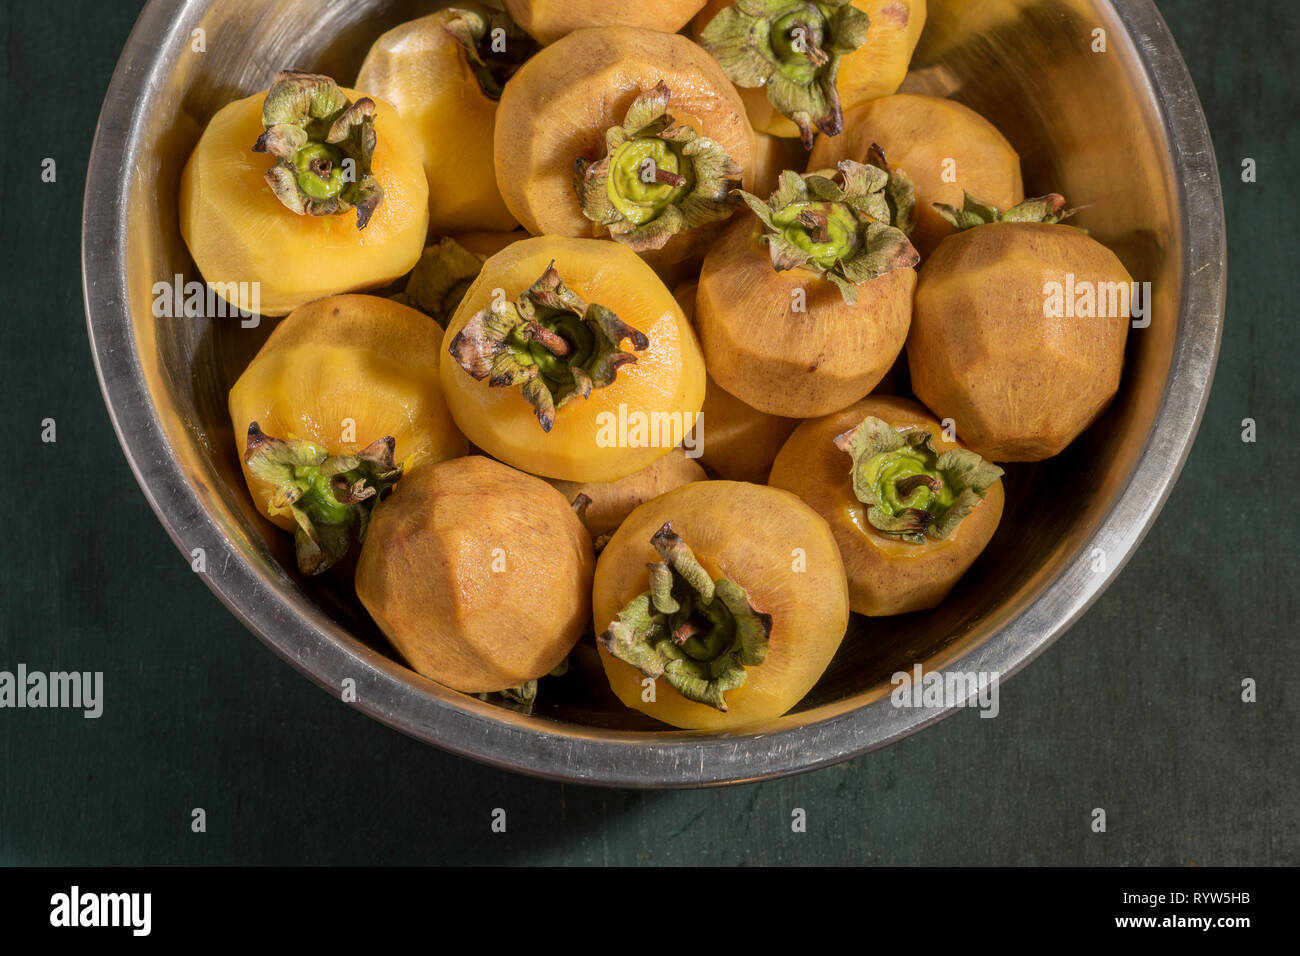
<box><xmin>82</xmin><ymin>0</ymin><xmax>1224</xmax><ymax>786</ymax></box>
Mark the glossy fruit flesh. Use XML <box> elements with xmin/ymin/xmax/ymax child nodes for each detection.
<box><xmin>439</xmin><ymin>236</ymin><xmax>707</xmax><ymax>483</ymax></box>
<box><xmin>179</xmin><ymin>90</ymin><xmax>428</xmax><ymax>317</ymax></box>
<box><xmin>594</xmin><ymin>481</ymin><xmax>849</xmax><ymax>730</ymax></box>
<box><xmin>356</xmin><ymin>11</ymin><xmax>519</xmax><ymax>234</ymax></box>
<box><xmin>807</xmin><ymin>93</ymin><xmax>1022</xmax><ymax>256</ymax></box>
<box><xmin>768</xmin><ymin>394</ymin><xmax>1004</xmax><ymax>615</ymax></box>
<box><xmin>229</xmin><ymin>294</ymin><xmax>467</xmax><ymax>531</ymax></box>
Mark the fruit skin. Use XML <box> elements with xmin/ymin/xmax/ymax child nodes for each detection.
<box><xmin>493</xmin><ymin>27</ymin><xmax>755</xmax><ymax>267</ymax></box>
<box><xmin>506</xmin><ymin>0</ymin><xmax>708</xmax><ymax>45</ymax></box>
<box><xmin>807</xmin><ymin>94</ymin><xmax>1022</xmax><ymax>256</ymax></box>
<box><xmin>229</xmin><ymin>295</ymin><xmax>468</xmax><ymax>531</ymax></box>
<box><xmin>548</xmin><ymin>448</ymin><xmax>708</xmax><ymax>538</ymax></box>
<box><xmin>909</xmin><ymin>222</ymin><xmax>1132</xmax><ymax>461</ymax></box>
<box><xmin>750</xmin><ymin>131</ymin><xmax>808</xmax><ymax>199</ymax></box>
<box><xmin>695</xmin><ymin>215</ymin><xmax>915</xmax><ymax>418</ymax></box>
<box><xmin>356</xmin><ymin>10</ymin><xmax>519</xmax><ymax>235</ymax></box>
<box><xmin>439</xmin><ymin>236</ymin><xmax>707</xmax><ymax>483</ymax></box>
<box><xmin>693</xmin><ymin>0</ymin><xmax>926</xmax><ymax>138</ymax></box>
<box><xmin>769</xmin><ymin>395</ymin><xmax>1004</xmax><ymax>615</ymax></box>
<box><xmin>356</xmin><ymin>456</ymin><xmax>593</xmax><ymax>694</ymax></box>
<box><xmin>674</xmin><ymin>280</ymin><xmax>800</xmax><ymax>483</ymax></box>
<box><xmin>594</xmin><ymin>481</ymin><xmax>849</xmax><ymax>730</ymax></box>
<box><xmin>179</xmin><ymin>89</ymin><xmax>428</xmax><ymax>317</ymax></box>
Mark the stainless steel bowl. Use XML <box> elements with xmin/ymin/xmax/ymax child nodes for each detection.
<box><xmin>83</xmin><ymin>0</ymin><xmax>1224</xmax><ymax>786</ymax></box>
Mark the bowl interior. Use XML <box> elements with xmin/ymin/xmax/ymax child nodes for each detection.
<box><xmin>106</xmin><ymin>1</ymin><xmax>1188</xmax><ymax>745</ymax></box>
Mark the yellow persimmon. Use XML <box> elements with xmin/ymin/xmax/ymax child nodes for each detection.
<box><xmin>505</xmin><ymin>0</ymin><xmax>708</xmax><ymax>45</ymax></box>
<box><xmin>439</xmin><ymin>236</ymin><xmax>707</xmax><ymax>483</ymax></box>
<box><xmin>179</xmin><ymin>78</ymin><xmax>428</xmax><ymax>317</ymax></box>
<box><xmin>356</xmin><ymin>6</ymin><xmax>531</xmax><ymax>235</ymax></box>
<box><xmin>594</xmin><ymin>481</ymin><xmax>849</xmax><ymax>730</ymax></box>
<box><xmin>229</xmin><ymin>294</ymin><xmax>467</xmax><ymax>540</ymax></box>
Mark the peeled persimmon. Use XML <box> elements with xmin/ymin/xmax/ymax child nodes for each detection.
<box><xmin>228</xmin><ymin>294</ymin><xmax>467</xmax><ymax>573</ymax></box>
<box><xmin>594</xmin><ymin>481</ymin><xmax>849</xmax><ymax>730</ymax></box>
<box><xmin>355</xmin><ymin>7</ymin><xmax>535</xmax><ymax>235</ymax></box>
<box><xmin>505</xmin><ymin>0</ymin><xmax>708</xmax><ymax>45</ymax></box>
<box><xmin>807</xmin><ymin>93</ymin><xmax>1023</xmax><ymax>256</ymax></box>
<box><xmin>769</xmin><ymin>395</ymin><xmax>1004</xmax><ymax>615</ymax></box>
<box><xmin>179</xmin><ymin>72</ymin><xmax>429</xmax><ymax>317</ymax></box>
<box><xmin>439</xmin><ymin>236</ymin><xmax>707</xmax><ymax>483</ymax></box>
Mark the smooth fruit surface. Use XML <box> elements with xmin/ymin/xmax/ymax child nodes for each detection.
<box><xmin>439</xmin><ymin>236</ymin><xmax>707</xmax><ymax>482</ymax></box>
<box><xmin>229</xmin><ymin>295</ymin><xmax>467</xmax><ymax>531</ymax></box>
<box><xmin>180</xmin><ymin>90</ymin><xmax>428</xmax><ymax>316</ymax></box>
<box><xmin>594</xmin><ymin>481</ymin><xmax>849</xmax><ymax>730</ymax></box>
<box><xmin>356</xmin><ymin>455</ymin><xmax>593</xmax><ymax>693</ymax></box>
<box><xmin>807</xmin><ymin>93</ymin><xmax>1022</xmax><ymax>256</ymax></box>
<box><xmin>507</xmin><ymin>0</ymin><xmax>708</xmax><ymax>45</ymax></box>
<box><xmin>696</xmin><ymin>215</ymin><xmax>915</xmax><ymax>417</ymax></box>
<box><xmin>769</xmin><ymin>394</ymin><xmax>1004</xmax><ymax>615</ymax></box>
<box><xmin>356</xmin><ymin>11</ymin><xmax>519</xmax><ymax>235</ymax></box>
<box><xmin>909</xmin><ymin>222</ymin><xmax>1132</xmax><ymax>461</ymax></box>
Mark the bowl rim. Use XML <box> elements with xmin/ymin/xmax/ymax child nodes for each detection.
<box><xmin>82</xmin><ymin>0</ymin><xmax>1225</xmax><ymax>788</ymax></box>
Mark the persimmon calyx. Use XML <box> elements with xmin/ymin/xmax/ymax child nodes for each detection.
<box><xmin>393</xmin><ymin>238</ymin><xmax>484</xmax><ymax>326</ymax></box>
<box><xmin>833</xmin><ymin>416</ymin><xmax>1003</xmax><ymax>544</ymax></box>
<box><xmin>243</xmin><ymin>423</ymin><xmax>402</xmax><ymax>575</ymax></box>
<box><xmin>597</xmin><ymin>523</ymin><xmax>772</xmax><ymax>712</ymax></box>
<box><xmin>447</xmin><ymin>263</ymin><xmax>649</xmax><ymax>432</ymax></box>
<box><xmin>736</xmin><ymin>159</ymin><xmax>919</xmax><ymax>305</ymax></box>
<box><xmin>252</xmin><ymin>71</ymin><xmax>383</xmax><ymax>229</ymax></box>
<box><xmin>574</xmin><ymin>81</ymin><xmax>743</xmax><ymax>252</ymax></box>
<box><xmin>700</xmin><ymin>0</ymin><xmax>871</xmax><ymax>148</ymax></box>
<box><xmin>933</xmin><ymin>191</ymin><xmax>1077</xmax><ymax>231</ymax></box>
<box><xmin>442</xmin><ymin>7</ymin><xmax>537</xmax><ymax>100</ymax></box>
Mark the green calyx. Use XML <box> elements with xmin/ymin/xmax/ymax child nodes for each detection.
<box><xmin>833</xmin><ymin>416</ymin><xmax>1003</xmax><ymax>544</ymax></box>
<box><xmin>700</xmin><ymin>0</ymin><xmax>872</xmax><ymax>148</ymax></box>
<box><xmin>597</xmin><ymin>523</ymin><xmax>772</xmax><ymax>712</ymax></box>
<box><xmin>252</xmin><ymin>70</ymin><xmax>384</xmax><ymax>229</ymax></box>
<box><xmin>575</xmin><ymin>81</ymin><xmax>742</xmax><ymax>252</ymax></box>
<box><xmin>392</xmin><ymin>238</ymin><xmax>484</xmax><ymax>326</ymax></box>
<box><xmin>736</xmin><ymin>158</ymin><xmax>919</xmax><ymax>304</ymax></box>
<box><xmin>442</xmin><ymin>7</ymin><xmax>537</xmax><ymax>100</ymax></box>
<box><xmin>933</xmin><ymin>191</ymin><xmax>1075</xmax><ymax>231</ymax></box>
<box><xmin>244</xmin><ymin>423</ymin><xmax>403</xmax><ymax>575</ymax></box>
<box><xmin>447</xmin><ymin>262</ymin><xmax>649</xmax><ymax>432</ymax></box>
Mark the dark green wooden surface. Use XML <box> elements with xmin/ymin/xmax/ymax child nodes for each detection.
<box><xmin>0</xmin><ymin>0</ymin><xmax>1295</xmax><ymax>865</ymax></box>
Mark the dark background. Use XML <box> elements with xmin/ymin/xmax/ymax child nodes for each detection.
<box><xmin>0</xmin><ymin>0</ymin><xmax>1295</xmax><ymax>865</ymax></box>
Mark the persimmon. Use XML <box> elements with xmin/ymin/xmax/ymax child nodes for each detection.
<box><xmin>769</xmin><ymin>395</ymin><xmax>1004</xmax><ymax>615</ymax></box>
<box><xmin>439</xmin><ymin>236</ymin><xmax>707</xmax><ymax>483</ymax></box>
<box><xmin>807</xmin><ymin>93</ymin><xmax>1023</xmax><ymax>255</ymax></box>
<box><xmin>392</xmin><ymin>230</ymin><xmax>526</xmax><ymax>325</ymax></box>
<box><xmin>695</xmin><ymin>159</ymin><xmax>918</xmax><ymax>417</ymax></box>
<box><xmin>356</xmin><ymin>456</ymin><xmax>593</xmax><ymax>694</ymax></box>
<box><xmin>594</xmin><ymin>481</ymin><xmax>848</xmax><ymax>729</ymax></box>
<box><xmin>494</xmin><ymin>28</ymin><xmax>755</xmax><ymax>267</ymax></box>
<box><xmin>504</xmin><ymin>0</ymin><xmax>708</xmax><ymax>45</ymax></box>
<box><xmin>695</xmin><ymin>0</ymin><xmax>926</xmax><ymax>145</ymax></box>
<box><xmin>179</xmin><ymin>71</ymin><xmax>428</xmax><ymax>317</ymax></box>
<box><xmin>228</xmin><ymin>295</ymin><xmax>467</xmax><ymax>574</ymax></box>
<box><xmin>908</xmin><ymin>194</ymin><xmax>1134</xmax><ymax>461</ymax></box>
<box><xmin>550</xmin><ymin>448</ymin><xmax>708</xmax><ymax>539</ymax></box>
<box><xmin>355</xmin><ymin>7</ymin><xmax>536</xmax><ymax>235</ymax></box>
